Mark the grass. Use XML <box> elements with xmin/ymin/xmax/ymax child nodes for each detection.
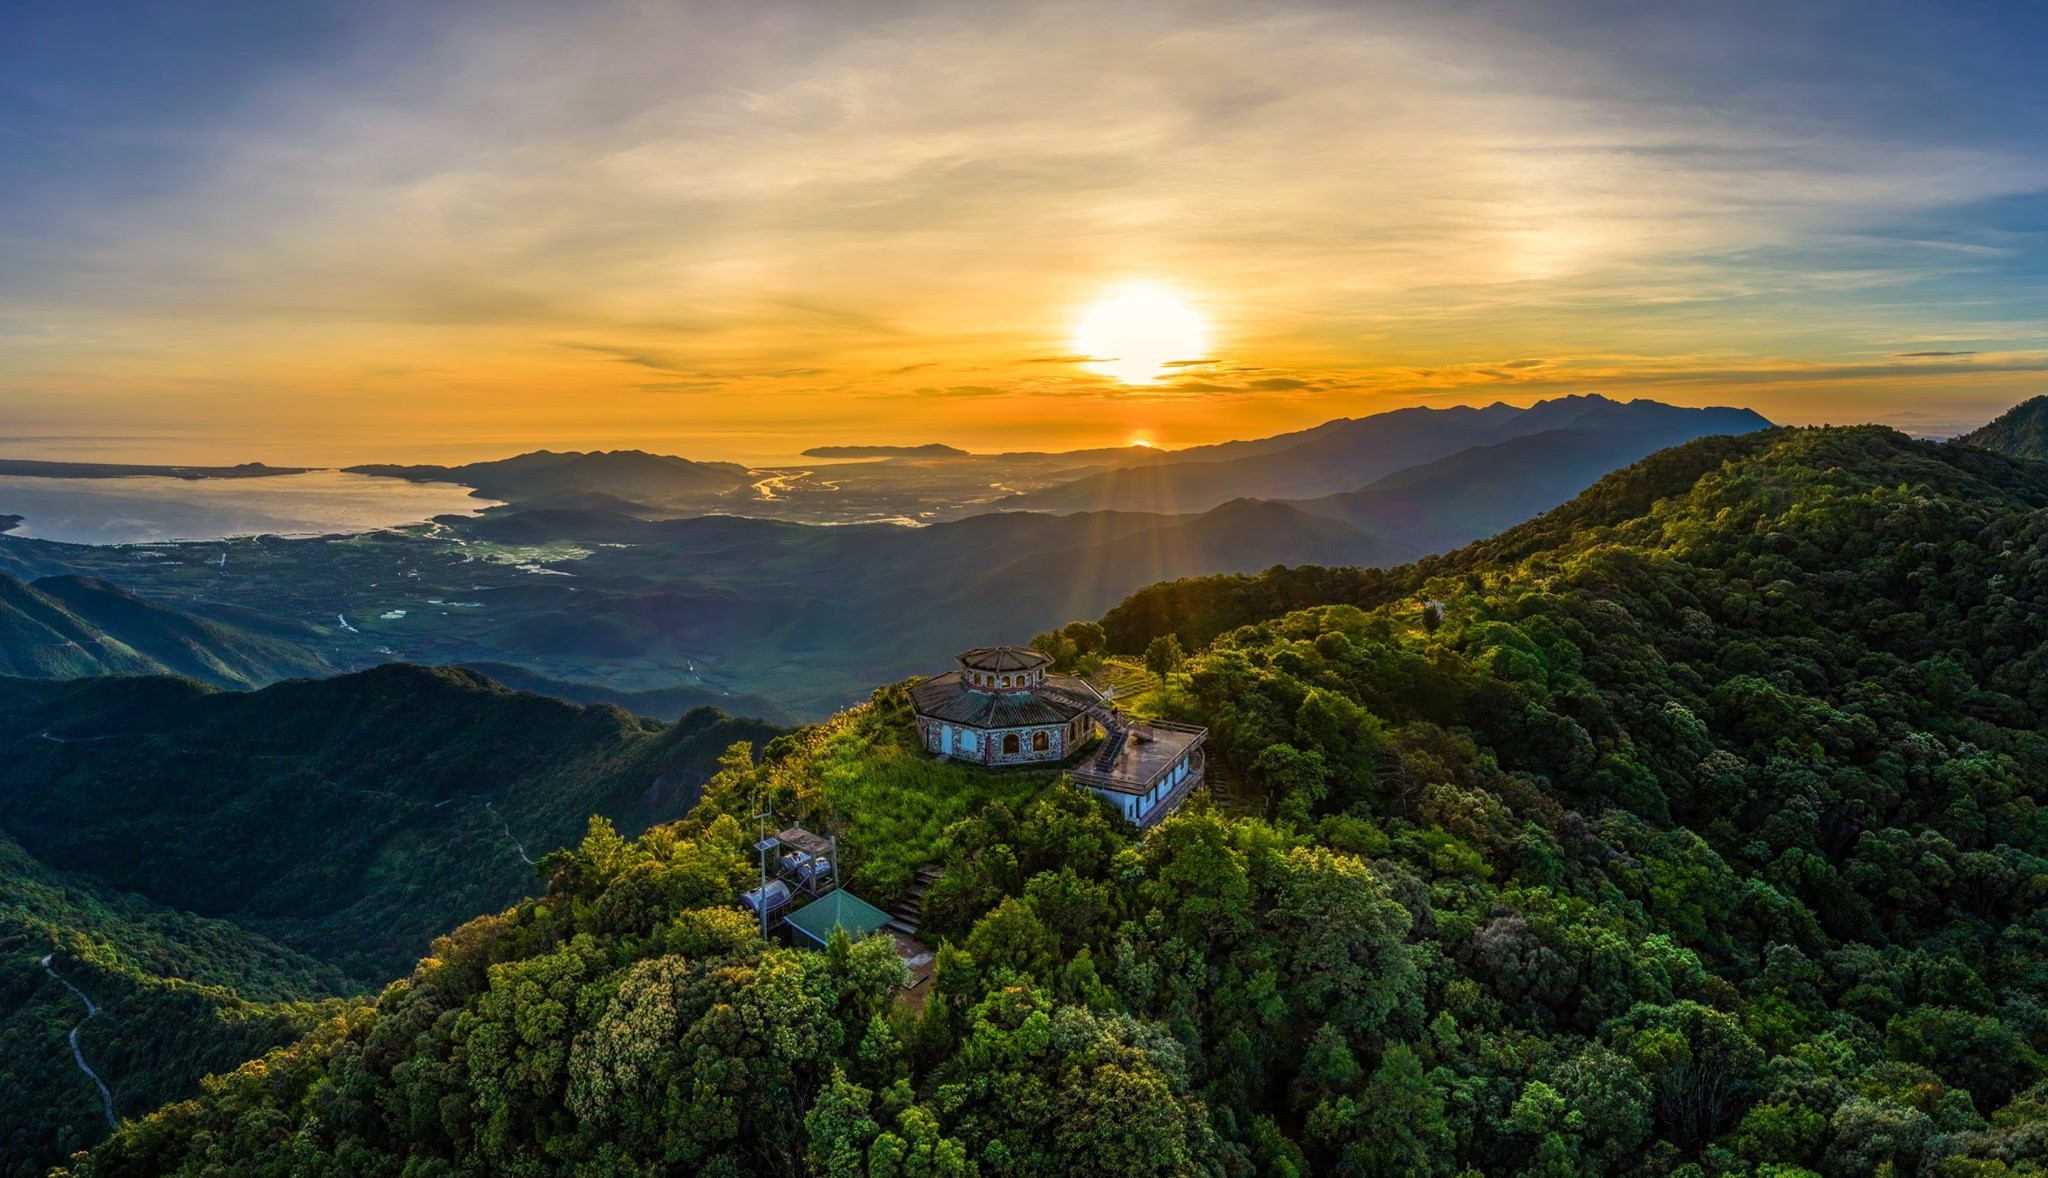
<box><xmin>766</xmin><ymin>685</ymin><xmax>1057</xmax><ymax>908</ymax></box>
<box><xmin>1095</xmin><ymin>655</ymin><xmax>1203</xmax><ymax>723</ymax></box>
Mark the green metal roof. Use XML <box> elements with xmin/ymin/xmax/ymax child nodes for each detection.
<box><xmin>784</xmin><ymin>890</ymin><xmax>893</xmax><ymax>946</ymax></box>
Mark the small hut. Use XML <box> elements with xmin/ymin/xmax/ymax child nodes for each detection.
<box><xmin>784</xmin><ymin>890</ymin><xmax>894</xmax><ymax>949</ymax></box>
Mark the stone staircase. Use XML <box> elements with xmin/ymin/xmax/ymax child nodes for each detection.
<box><xmin>887</xmin><ymin>864</ymin><xmax>943</xmax><ymax>937</ymax></box>
<box><xmin>1090</xmin><ymin>707</ymin><xmax>1128</xmax><ymax>770</ymax></box>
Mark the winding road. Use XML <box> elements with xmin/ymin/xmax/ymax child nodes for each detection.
<box><xmin>485</xmin><ymin>801</ymin><xmax>536</xmax><ymax>866</ymax></box>
<box><xmin>41</xmin><ymin>954</ymin><xmax>116</xmax><ymax>1129</ymax></box>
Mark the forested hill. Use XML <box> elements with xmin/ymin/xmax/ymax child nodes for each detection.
<box><xmin>1953</xmin><ymin>394</ymin><xmax>2048</xmax><ymax>461</ymax></box>
<box><xmin>0</xmin><ymin>665</ymin><xmax>780</xmax><ymax>984</ymax></box>
<box><xmin>0</xmin><ymin>834</ymin><xmax>346</xmax><ymax>1172</ymax></box>
<box><xmin>1</xmin><ymin>666</ymin><xmax>779</xmax><ymax>1176</ymax></box>
<box><xmin>0</xmin><ymin>572</ymin><xmax>338</xmax><ymax>687</ymax></box>
<box><xmin>58</xmin><ymin>424</ymin><xmax>2048</xmax><ymax>1177</ymax></box>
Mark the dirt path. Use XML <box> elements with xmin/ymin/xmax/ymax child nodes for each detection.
<box><xmin>41</xmin><ymin>954</ymin><xmax>116</xmax><ymax>1129</ymax></box>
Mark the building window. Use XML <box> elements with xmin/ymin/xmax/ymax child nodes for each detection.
<box><xmin>1003</xmin><ymin>733</ymin><xmax>1020</xmax><ymax>755</ymax></box>
<box><xmin>1032</xmin><ymin>730</ymin><xmax>1050</xmax><ymax>752</ymax></box>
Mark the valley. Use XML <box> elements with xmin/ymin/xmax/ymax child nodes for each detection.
<box><xmin>0</xmin><ymin>395</ymin><xmax>1769</xmax><ymax>718</ymax></box>
<box><xmin>23</xmin><ymin>422</ymin><xmax>2048</xmax><ymax>1177</ymax></box>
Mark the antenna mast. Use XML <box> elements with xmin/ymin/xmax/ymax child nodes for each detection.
<box><xmin>754</xmin><ymin>803</ymin><xmax>774</xmax><ymax>941</ymax></box>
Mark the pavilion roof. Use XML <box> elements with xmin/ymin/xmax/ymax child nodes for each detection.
<box><xmin>957</xmin><ymin>645</ymin><xmax>1051</xmax><ymax>673</ymax></box>
<box><xmin>908</xmin><ymin>671</ymin><xmax>1100</xmax><ymax>728</ymax></box>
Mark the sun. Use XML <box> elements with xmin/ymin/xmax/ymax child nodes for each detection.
<box><xmin>1073</xmin><ymin>284</ymin><xmax>1208</xmax><ymax>385</ymax></box>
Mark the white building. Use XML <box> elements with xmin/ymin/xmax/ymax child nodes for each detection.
<box><xmin>909</xmin><ymin>644</ymin><xmax>1207</xmax><ymax>828</ymax></box>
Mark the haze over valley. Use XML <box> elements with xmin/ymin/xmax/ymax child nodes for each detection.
<box><xmin>2</xmin><ymin>394</ymin><xmax>1768</xmax><ymax>716</ymax></box>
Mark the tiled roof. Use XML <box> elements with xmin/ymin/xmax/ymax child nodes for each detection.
<box><xmin>908</xmin><ymin>671</ymin><xmax>1101</xmax><ymax>727</ymax></box>
<box><xmin>957</xmin><ymin>645</ymin><xmax>1052</xmax><ymax>673</ymax></box>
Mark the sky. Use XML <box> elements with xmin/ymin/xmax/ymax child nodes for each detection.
<box><xmin>2</xmin><ymin>0</ymin><xmax>2046</xmax><ymax>465</ymax></box>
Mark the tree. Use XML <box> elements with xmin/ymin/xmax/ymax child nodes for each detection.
<box><xmin>1061</xmin><ymin>621</ymin><xmax>1108</xmax><ymax>657</ymax></box>
<box><xmin>1145</xmin><ymin>634</ymin><xmax>1186</xmax><ymax>680</ymax></box>
<box><xmin>1030</xmin><ymin>631</ymin><xmax>1080</xmax><ymax>672</ymax></box>
<box><xmin>1306</xmin><ymin>1044</ymin><xmax>1450</xmax><ymax>1176</ymax></box>
<box><xmin>1607</xmin><ymin>1001</ymin><xmax>1763</xmax><ymax>1149</ymax></box>
<box><xmin>1252</xmin><ymin>743</ymin><xmax>1331</xmax><ymax>825</ymax></box>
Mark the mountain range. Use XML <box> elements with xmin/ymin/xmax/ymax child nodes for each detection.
<box><xmin>998</xmin><ymin>394</ymin><xmax>1770</xmax><ymax>515</ymax></box>
<box><xmin>0</xmin><ymin>395</ymin><xmax>1775</xmax><ymax>715</ymax></box>
<box><xmin>31</xmin><ymin>422</ymin><xmax>2048</xmax><ymax>1177</ymax></box>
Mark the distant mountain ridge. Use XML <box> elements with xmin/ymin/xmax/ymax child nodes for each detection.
<box><xmin>1003</xmin><ymin>394</ymin><xmax>1770</xmax><ymax>515</ymax></box>
<box><xmin>1283</xmin><ymin>420</ymin><xmax>1766</xmax><ymax>549</ymax></box>
<box><xmin>346</xmin><ymin>448</ymin><xmax>751</xmax><ymax>505</ymax></box>
<box><xmin>0</xmin><ymin>459</ymin><xmax>305</xmax><ymax>480</ymax></box>
<box><xmin>801</xmin><ymin>443</ymin><xmax>969</xmax><ymax>458</ymax></box>
<box><xmin>1</xmin><ymin>393</ymin><xmax>1777</xmax><ymax>717</ymax></box>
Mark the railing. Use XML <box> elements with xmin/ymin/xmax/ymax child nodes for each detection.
<box><xmin>1134</xmin><ymin>749</ymin><xmax>1206</xmax><ymax>826</ymax></box>
<box><xmin>1069</xmin><ymin>725</ymin><xmax>1208</xmax><ymax>796</ymax></box>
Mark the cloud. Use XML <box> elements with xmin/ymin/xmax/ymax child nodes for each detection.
<box><xmin>914</xmin><ymin>385</ymin><xmax>1005</xmax><ymax>398</ymax></box>
<box><xmin>560</xmin><ymin>343</ymin><xmax>691</xmax><ymax>373</ymax></box>
<box><xmin>637</xmin><ymin>381</ymin><xmax>726</xmax><ymax>395</ymax></box>
<box><xmin>4</xmin><ymin>0</ymin><xmax>2048</xmax><ymax>457</ymax></box>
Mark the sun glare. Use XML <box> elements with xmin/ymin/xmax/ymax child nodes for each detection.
<box><xmin>1074</xmin><ymin>285</ymin><xmax>1208</xmax><ymax>385</ymax></box>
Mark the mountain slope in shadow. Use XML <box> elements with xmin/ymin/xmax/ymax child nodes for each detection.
<box><xmin>1285</xmin><ymin>420</ymin><xmax>1771</xmax><ymax>550</ymax></box>
<box><xmin>0</xmin><ymin>574</ymin><xmax>338</xmax><ymax>687</ymax></box>
<box><xmin>1003</xmin><ymin>395</ymin><xmax>1769</xmax><ymax>515</ymax></box>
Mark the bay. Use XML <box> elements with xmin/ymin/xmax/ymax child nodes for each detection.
<box><xmin>0</xmin><ymin>470</ymin><xmax>500</xmax><ymax>545</ymax></box>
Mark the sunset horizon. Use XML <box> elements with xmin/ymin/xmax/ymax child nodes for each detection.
<box><xmin>7</xmin><ymin>2</ymin><xmax>2047</xmax><ymax>466</ymax></box>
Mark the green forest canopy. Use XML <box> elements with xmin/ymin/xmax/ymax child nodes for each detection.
<box><xmin>50</xmin><ymin>425</ymin><xmax>2048</xmax><ymax>1176</ymax></box>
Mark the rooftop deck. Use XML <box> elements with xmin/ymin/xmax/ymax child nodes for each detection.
<box><xmin>1068</xmin><ymin>716</ymin><xmax>1207</xmax><ymax>795</ymax></box>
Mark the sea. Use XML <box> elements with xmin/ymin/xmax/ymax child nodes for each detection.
<box><xmin>0</xmin><ymin>470</ymin><xmax>501</xmax><ymax>546</ymax></box>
